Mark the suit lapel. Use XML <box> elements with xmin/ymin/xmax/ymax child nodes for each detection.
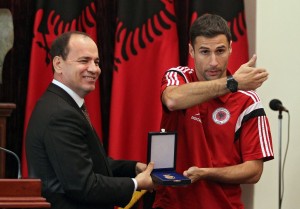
<box><xmin>47</xmin><ymin>83</ymin><xmax>113</xmax><ymax>176</ymax></box>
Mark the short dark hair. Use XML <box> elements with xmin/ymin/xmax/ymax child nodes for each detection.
<box><xmin>49</xmin><ymin>31</ymin><xmax>91</xmax><ymax>60</ymax></box>
<box><xmin>189</xmin><ymin>14</ymin><xmax>232</xmax><ymax>47</ymax></box>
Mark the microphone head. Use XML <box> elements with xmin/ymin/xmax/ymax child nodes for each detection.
<box><xmin>269</xmin><ymin>99</ymin><xmax>282</xmax><ymax>111</ymax></box>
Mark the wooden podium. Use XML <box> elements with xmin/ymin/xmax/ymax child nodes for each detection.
<box><xmin>0</xmin><ymin>104</ymin><xmax>49</xmax><ymax>208</ymax></box>
<box><xmin>0</xmin><ymin>179</ymin><xmax>50</xmax><ymax>208</ymax></box>
<box><xmin>0</xmin><ymin>103</ymin><xmax>16</xmax><ymax>178</ymax></box>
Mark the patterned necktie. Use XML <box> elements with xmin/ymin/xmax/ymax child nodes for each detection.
<box><xmin>81</xmin><ymin>103</ymin><xmax>92</xmax><ymax>127</ymax></box>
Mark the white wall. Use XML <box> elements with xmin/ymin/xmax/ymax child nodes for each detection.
<box><xmin>244</xmin><ymin>0</ymin><xmax>300</xmax><ymax>209</ymax></box>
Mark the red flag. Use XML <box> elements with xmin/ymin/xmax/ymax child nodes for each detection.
<box><xmin>22</xmin><ymin>0</ymin><xmax>102</xmax><ymax>177</ymax></box>
<box><xmin>187</xmin><ymin>0</ymin><xmax>249</xmax><ymax>73</ymax></box>
<box><xmin>109</xmin><ymin>0</ymin><xmax>179</xmax><ymax>162</ymax></box>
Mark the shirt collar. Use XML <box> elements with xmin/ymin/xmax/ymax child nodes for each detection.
<box><xmin>52</xmin><ymin>79</ymin><xmax>84</xmax><ymax>107</ymax></box>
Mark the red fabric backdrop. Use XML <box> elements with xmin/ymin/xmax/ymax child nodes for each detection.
<box><xmin>108</xmin><ymin>0</ymin><xmax>179</xmax><ymax>162</ymax></box>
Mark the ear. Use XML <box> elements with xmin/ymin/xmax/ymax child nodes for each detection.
<box><xmin>229</xmin><ymin>41</ymin><xmax>232</xmax><ymax>54</ymax></box>
<box><xmin>189</xmin><ymin>43</ymin><xmax>195</xmax><ymax>59</ymax></box>
<box><xmin>53</xmin><ymin>56</ymin><xmax>63</xmax><ymax>74</ymax></box>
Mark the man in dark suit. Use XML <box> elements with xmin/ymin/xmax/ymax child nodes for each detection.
<box><xmin>26</xmin><ymin>31</ymin><xmax>154</xmax><ymax>209</ymax></box>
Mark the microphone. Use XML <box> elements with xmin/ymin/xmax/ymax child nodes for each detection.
<box><xmin>269</xmin><ymin>99</ymin><xmax>289</xmax><ymax>112</ymax></box>
<box><xmin>0</xmin><ymin>146</ymin><xmax>22</xmax><ymax>179</ymax></box>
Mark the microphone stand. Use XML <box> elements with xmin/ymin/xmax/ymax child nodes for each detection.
<box><xmin>278</xmin><ymin>110</ymin><xmax>283</xmax><ymax>209</ymax></box>
<box><xmin>0</xmin><ymin>146</ymin><xmax>22</xmax><ymax>179</ymax></box>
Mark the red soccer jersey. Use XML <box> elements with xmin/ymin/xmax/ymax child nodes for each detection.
<box><xmin>153</xmin><ymin>66</ymin><xmax>274</xmax><ymax>209</ymax></box>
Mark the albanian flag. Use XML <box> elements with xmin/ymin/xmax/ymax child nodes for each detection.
<box><xmin>188</xmin><ymin>0</ymin><xmax>249</xmax><ymax>73</ymax></box>
<box><xmin>22</xmin><ymin>0</ymin><xmax>102</xmax><ymax>177</ymax></box>
<box><xmin>109</xmin><ymin>0</ymin><xmax>179</xmax><ymax>162</ymax></box>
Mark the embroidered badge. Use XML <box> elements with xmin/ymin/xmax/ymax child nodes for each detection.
<box><xmin>212</xmin><ymin>107</ymin><xmax>230</xmax><ymax>125</ymax></box>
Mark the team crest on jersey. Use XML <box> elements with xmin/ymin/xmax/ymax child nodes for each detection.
<box><xmin>212</xmin><ymin>108</ymin><xmax>230</xmax><ymax>125</ymax></box>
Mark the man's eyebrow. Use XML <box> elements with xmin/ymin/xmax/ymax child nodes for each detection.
<box><xmin>198</xmin><ymin>46</ymin><xmax>210</xmax><ymax>50</ymax></box>
<box><xmin>216</xmin><ymin>45</ymin><xmax>226</xmax><ymax>49</ymax></box>
<box><xmin>78</xmin><ymin>56</ymin><xmax>99</xmax><ymax>60</ymax></box>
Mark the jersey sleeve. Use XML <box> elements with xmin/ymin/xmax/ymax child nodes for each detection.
<box><xmin>240</xmin><ymin>115</ymin><xmax>274</xmax><ymax>162</ymax></box>
<box><xmin>237</xmin><ymin>94</ymin><xmax>274</xmax><ymax>162</ymax></box>
<box><xmin>161</xmin><ymin>67</ymin><xmax>192</xmax><ymax>94</ymax></box>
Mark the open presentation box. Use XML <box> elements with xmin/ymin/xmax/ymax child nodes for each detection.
<box><xmin>147</xmin><ymin>131</ymin><xmax>191</xmax><ymax>186</ymax></box>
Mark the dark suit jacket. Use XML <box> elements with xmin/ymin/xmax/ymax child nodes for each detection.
<box><xmin>26</xmin><ymin>83</ymin><xmax>137</xmax><ymax>209</ymax></box>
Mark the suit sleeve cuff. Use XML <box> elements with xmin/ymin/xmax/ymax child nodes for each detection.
<box><xmin>132</xmin><ymin>178</ymin><xmax>138</xmax><ymax>191</ymax></box>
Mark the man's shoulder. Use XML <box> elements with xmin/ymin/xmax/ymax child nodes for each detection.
<box><xmin>167</xmin><ymin>66</ymin><xmax>194</xmax><ymax>74</ymax></box>
<box><xmin>165</xmin><ymin>66</ymin><xmax>196</xmax><ymax>83</ymax></box>
<box><xmin>235</xmin><ymin>90</ymin><xmax>262</xmax><ymax>103</ymax></box>
<box><xmin>225</xmin><ymin>90</ymin><xmax>265</xmax><ymax>113</ymax></box>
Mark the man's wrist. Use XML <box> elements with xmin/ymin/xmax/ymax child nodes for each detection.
<box><xmin>226</xmin><ymin>75</ymin><xmax>238</xmax><ymax>92</ymax></box>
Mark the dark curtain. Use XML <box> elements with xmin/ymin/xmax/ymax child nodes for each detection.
<box><xmin>0</xmin><ymin>0</ymin><xmax>36</xmax><ymax>178</ymax></box>
<box><xmin>0</xmin><ymin>0</ymin><xmax>190</xmax><ymax>178</ymax></box>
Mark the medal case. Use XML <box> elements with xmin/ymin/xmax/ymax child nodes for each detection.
<box><xmin>147</xmin><ymin>131</ymin><xmax>191</xmax><ymax>186</ymax></box>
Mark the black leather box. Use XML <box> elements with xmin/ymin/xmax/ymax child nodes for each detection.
<box><xmin>147</xmin><ymin>131</ymin><xmax>191</xmax><ymax>186</ymax></box>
